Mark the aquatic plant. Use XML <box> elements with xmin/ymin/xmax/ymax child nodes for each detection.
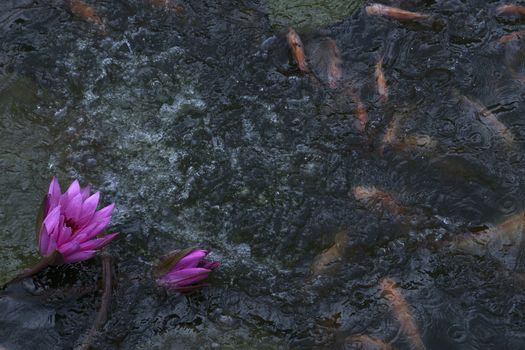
<box><xmin>155</xmin><ymin>248</ymin><xmax>220</xmax><ymax>292</ymax></box>
<box><xmin>5</xmin><ymin>177</ymin><xmax>118</xmax><ymax>285</ymax></box>
<box><xmin>38</xmin><ymin>176</ymin><xmax>118</xmax><ymax>263</ymax></box>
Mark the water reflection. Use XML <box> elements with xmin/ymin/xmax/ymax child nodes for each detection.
<box><xmin>2</xmin><ymin>0</ymin><xmax>525</xmax><ymax>348</ymax></box>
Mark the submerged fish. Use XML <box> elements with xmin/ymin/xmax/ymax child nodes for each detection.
<box><xmin>344</xmin><ymin>335</ymin><xmax>395</xmax><ymax>350</ymax></box>
<box><xmin>496</xmin><ymin>4</ymin><xmax>525</xmax><ymax>16</ymax></box>
<box><xmin>498</xmin><ymin>30</ymin><xmax>525</xmax><ymax>43</ymax></box>
<box><xmin>366</xmin><ymin>3</ymin><xmax>430</xmax><ymax>22</ymax></box>
<box><xmin>452</xmin><ymin>211</ymin><xmax>525</xmax><ymax>270</ymax></box>
<box><xmin>347</xmin><ymin>90</ymin><xmax>368</xmax><ymax>132</ymax></box>
<box><xmin>310</xmin><ymin>232</ymin><xmax>348</xmax><ymax>277</ymax></box>
<box><xmin>381</xmin><ymin>114</ymin><xmax>437</xmax><ymax>155</ymax></box>
<box><xmin>306</xmin><ymin>37</ymin><xmax>343</xmax><ymax>88</ymax></box>
<box><xmin>287</xmin><ymin>28</ymin><xmax>310</xmax><ymax>74</ymax></box>
<box><xmin>325</xmin><ymin>38</ymin><xmax>343</xmax><ymax>89</ymax></box>
<box><xmin>352</xmin><ymin>186</ymin><xmax>406</xmax><ymax>215</ymax></box>
<box><xmin>66</xmin><ymin>0</ymin><xmax>106</xmax><ymax>32</ymax></box>
<box><xmin>375</xmin><ymin>58</ymin><xmax>388</xmax><ymax>101</ymax></box>
<box><xmin>381</xmin><ymin>115</ymin><xmax>401</xmax><ymax>151</ymax></box>
<box><xmin>380</xmin><ymin>278</ymin><xmax>426</xmax><ymax>350</ymax></box>
<box><xmin>355</xmin><ymin>98</ymin><xmax>368</xmax><ymax>132</ymax></box>
<box><xmin>461</xmin><ymin>95</ymin><xmax>515</xmax><ymax>146</ymax></box>
<box><xmin>402</xmin><ymin>135</ymin><xmax>437</xmax><ymax>151</ymax></box>
<box><xmin>383</xmin><ymin>133</ymin><xmax>438</xmax><ymax>154</ymax></box>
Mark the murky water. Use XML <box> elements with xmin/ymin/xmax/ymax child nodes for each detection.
<box><xmin>2</xmin><ymin>0</ymin><xmax>525</xmax><ymax>349</ymax></box>
<box><xmin>266</xmin><ymin>0</ymin><xmax>364</xmax><ymax>29</ymax></box>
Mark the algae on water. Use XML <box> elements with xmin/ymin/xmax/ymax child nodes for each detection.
<box><xmin>265</xmin><ymin>0</ymin><xmax>365</xmax><ymax>30</ymax></box>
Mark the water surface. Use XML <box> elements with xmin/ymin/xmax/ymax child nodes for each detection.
<box><xmin>1</xmin><ymin>0</ymin><xmax>525</xmax><ymax>349</ymax></box>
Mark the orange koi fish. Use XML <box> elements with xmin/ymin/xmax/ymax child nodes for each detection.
<box><xmin>401</xmin><ymin>135</ymin><xmax>437</xmax><ymax>151</ymax></box>
<box><xmin>306</xmin><ymin>37</ymin><xmax>343</xmax><ymax>88</ymax></box>
<box><xmin>498</xmin><ymin>30</ymin><xmax>525</xmax><ymax>43</ymax></box>
<box><xmin>381</xmin><ymin>115</ymin><xmax>400</xmax><ymax>152</ymax></box>
<box><xmin>66</xmin><ymin>0</ymin><xmax>106</xmax><ymax>32</ymax></box>
<box><xmin>287</xmin><ymin>28</ymin><xmax>310</xmax><ymax>73</ymax></box>
<box><xmin>352</xmin><ymin>186</ymin><xmax>406</xmax><ymax>215</ymax></box>
<box><xmin>345</xmin><ymin>335</ymin><xmax>396</xmax><ymax>350</ymax></box>
<box><xmin>452</xmin><ymin>211</ymin><xmax>525</xmax><ymax>259</ymax></box>
<box><xmin>348</xmin><ymin>91</ymin><xmax>368</xmax><ymax>132</ymax></box>
<box><xmin>375</xmin><ymin>58</ymin><xmax>388</xmax><ymax>101</ymax></box>
<box><xmin>461</xmin><ymin>95</ymin><xmax>514</xmax><ymax>146</ymax></box>
<box><xmin>381</xmin><ymin>115</ymin><xmax>437</xmax><ymax>155</ymax></box>
<box><xmin>325</xmin><ymin>38</ymin><xmax>343</xmax><ymax>89</ymax></box>
<box><xmin>380</xmin><ymin>278</ymin><xmax>426</xmax><ymax>350</ymax></box>
<box><xmin>496</xmin><ymin>4</ymin><xmax>525</xmax><ymax>16</ymax></box>
<box><xmin>366</xmin><ymin>3</ymin><xmax>430</xmax><ymax>21</ymax></box>
<box><xmin>310</xmin><ymin>232</ymin><xmax>348</xmax><ymax>277</ymax></box>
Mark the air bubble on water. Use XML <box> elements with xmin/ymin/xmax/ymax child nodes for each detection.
<box><xmin>159</xmin><ymin>94</ymin><xmax>206</xmax><ymax>117</ymax></box>
<box><xmin>54</xmin><ymin>107</ymin><xmax>67</xmax><ymax>119</ymax></box>
<box><xmin>235</xmin><ymin>243</ymin><xmax>251</xmax><ymax>258</ymax></box>
<box><xmin>83</xmin><ymin>89</ymin><xmax>98</xmax><ymax>102</ymax></box>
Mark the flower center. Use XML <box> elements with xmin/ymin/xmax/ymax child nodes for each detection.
<box><xmin>64</xmin><ymin>217</ymin><xmax>81</xmax><ymax>233</ymax></box>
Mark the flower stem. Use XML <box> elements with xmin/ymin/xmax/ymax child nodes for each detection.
<box><xmin>76</xmin><ymin>253</ymin><xmax>113</xmax><ymax>350</ymax></box>
<box><xmin>5</xmin><ymin>255</ymin><xmax>53</xmax><ymax>286</ymax></box>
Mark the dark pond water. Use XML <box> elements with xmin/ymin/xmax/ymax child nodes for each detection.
<box><xmin>2</xmin><ymin>0</ymin><xmax>525</xmax><ymax>349</ymax></box>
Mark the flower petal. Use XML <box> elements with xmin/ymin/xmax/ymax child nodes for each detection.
<box><xmin>79</xmin><ymin>233</ymin><xmax>118</xmax><ymax>250</ymax></box>
<box><xmin>161</xmin><ymin>268</ymin><xmax>211</xmax><ymax>287</ymax></box>
<box><xmin>60</xmin><ymin>180</ymin><xmax>80</xmax><ymax>207</ymax></box>
<box><xmin>74</xmin><ymin>222</ymin><xmax>98</xmax><ymax>239</ymax></box>
<box><xmin>43</xmin><ymin>206</ymin><xmax>61</xmax><ymax>234</ymax></box>
<box><xmin>65</xmin><ymin>180</ymin><xmax>81</xmax><ymax>198</ymax></box>
<box><xmin>199</xmin><ymin>260</ymin><xmax>220</xmax><ymax>270</ymax></box>
<box><xmin>78</xmin><ymin>192</ymin><xmax>100</xmax><ymax>226</ymax></box>
<box><xmin>173</xmin><ymin>250</ymin><xmax>208</xmax><ymax>270</ymax></box>
<box><xmin>80</xmin><ymin>184</ymin><xmax>92</xmax><ymax>201</ymax></box>
<box><xmin>65</xmin><ymin>193</ymin><xmax>83</xmax><ymax>222</ymax></box>
<box><xmin>62</xmin><ymin>250</ymin><xmax>97</xmax><ymax>263</ymax></box>
<box><xmin>57</xmin><ymin>226</ymin><xmax>73</xmax><ymax>246</ymax></box>
<box><xmin>74</xmin><ymin>216</ymin><xmax>111</xmax><ymax>242</ymax></box>
<box><xmin>48</xmin><ymin>177</ymin><xmax>62</xmax><ymax>209</ymax></box>
<box><xmin>58</xmin><ymin>240</ymin><xmax>80</xmax><ymax>257</ymax></box>
<box><xmin>92</xmin><ymin>203</ymin><xmax>115</xmax><ymax>223</ymax></box>
<box><xmin>38</xmin><ymin>225</ymin><xmax>55</xmax><ymax>256</ymax></box>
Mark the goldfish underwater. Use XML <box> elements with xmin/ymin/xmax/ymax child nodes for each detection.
<box><xmin>352</xmin><ymin>186</ymin><xmax>406</xmax><ymax>215</ymax></box>
<box><xmin>496</xmin><ymin>4</ymin><xmax>525</xmax><ymax>17</ymax></box>
<box><xmin>366</xmin><ymin>3</ymin><xmax>430</xmax><ymax>22</ymax></box>
<box><xmin>460</xmin><ymin>94</ymin><xmax>515</xmax><ymax>147</ymax></box>
<box><xmin>310</xmin><ymin>231</ymin><xmax>348</xmax><ymax>278</ymax></box>
<box><xmin>380</xmin><ymin>278</ymin><xmax>426</xmax><ymax>350</ymax></box>
<box><xmin>286</xmin><ymin>28</ymin><xmax>310</xmax><ymax>74</ymax></box>
<box><xmin>344</xmin><ymin>334</ymin><xmax>395</xmax><ymax>350</ymax></box>
<box><xmin>375</xmin><ymin>58</ymin><xmax>388</xmax><ymax>102</ymax></box>
<box><xmin>66</xmin><ymin>0</ymin><xmax>106</xmax><ymax>32</ymax></box>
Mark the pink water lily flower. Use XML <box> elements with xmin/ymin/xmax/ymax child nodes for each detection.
<box><xmin>38</xmin><ymin>177</ymin><xmax>118</xmax><ymax>263</ymax></box>
<box><xmin>156</xmin><ymin>249</ymin><xmax>220</xmax><ymax>292</ymax></box>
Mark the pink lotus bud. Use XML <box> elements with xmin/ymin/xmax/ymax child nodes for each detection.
<box><xmin>155</xmin><ymin>248</ymin><xmax>220</xmax><ymax>292</ymax></box>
